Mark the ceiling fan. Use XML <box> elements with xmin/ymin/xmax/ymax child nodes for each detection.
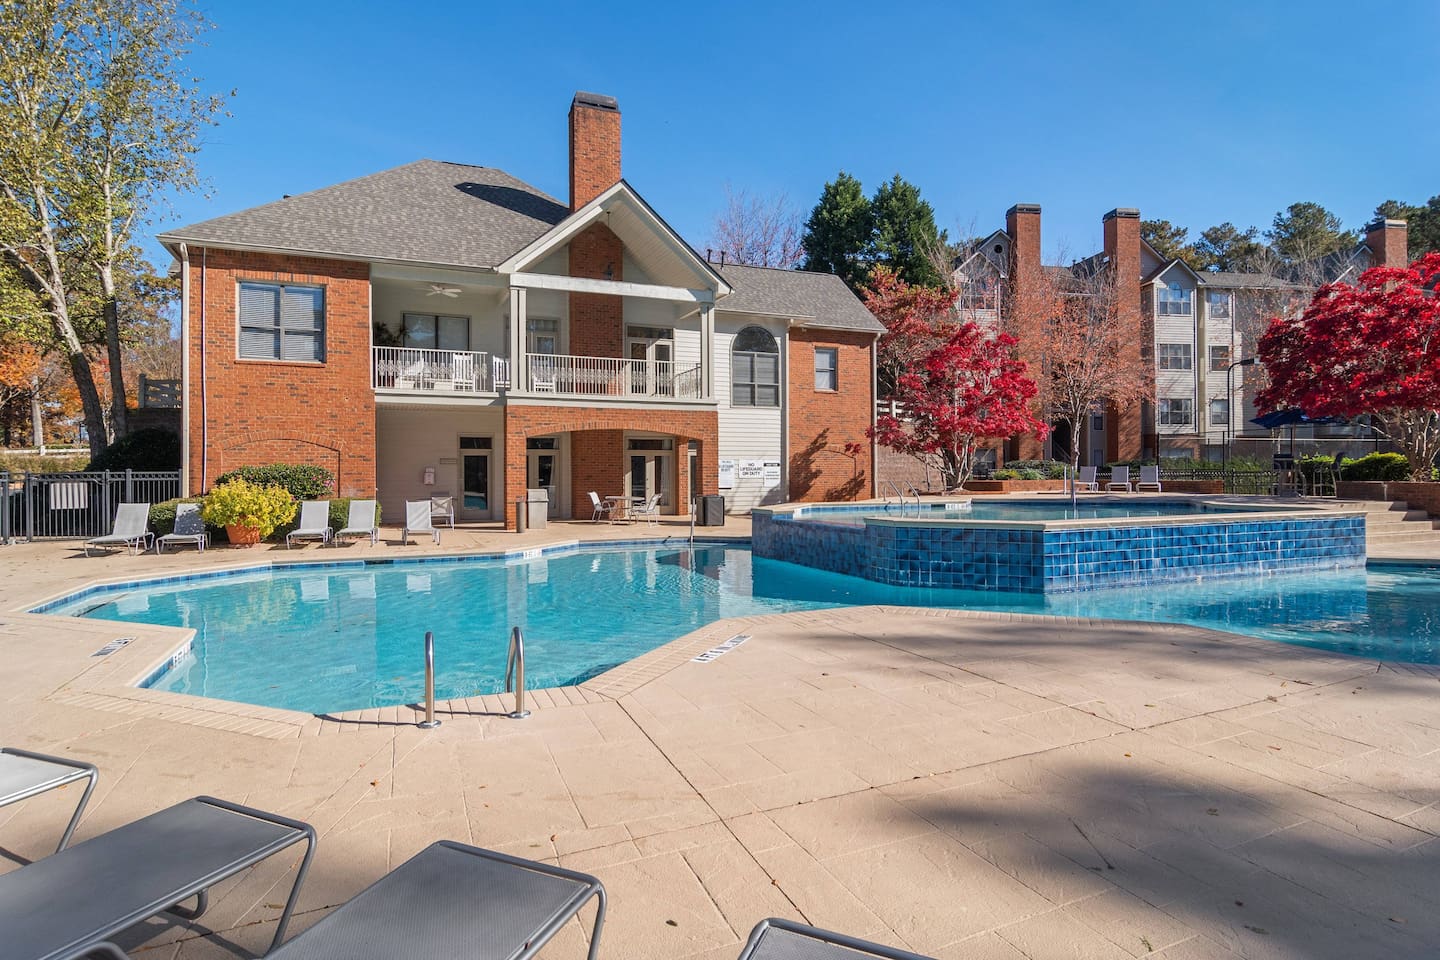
<box><xmin>425</xmin><ymin>283</ymin><xmax>461</xmax><ymax>298</ymax></box>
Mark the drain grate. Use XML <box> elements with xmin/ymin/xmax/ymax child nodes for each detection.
<box><xmin>693</xmin><ymin>634</ymin><xmax>749</xmax><ymax>663</ymax></box>
<box><xmin>93</xmin><ymin>637</ymin><xmax>134</xmax><ymax>657</ymax></box>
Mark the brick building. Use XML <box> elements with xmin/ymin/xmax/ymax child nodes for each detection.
<box><xmin>159</xmin><ymin>92</ymin><xmax>883</xmax><ymax>527</ymax></box>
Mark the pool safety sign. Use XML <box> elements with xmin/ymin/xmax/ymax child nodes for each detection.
<box><xmin>763</xmin><ymin>461</ymin><xmax>781</xmax><ymax>483</ymax></box>
<box><xmin>693</xmin><ymin>634</ymin><xmax>750</xmax><ymax>663</ymax></box>
<box><xmin>718</xmin><ymin>459</ymin><xmax>736</xmax><ymax>489</ymax></box>
<box><xmin>739</xmin><ymin>460</ymin><xmax>764</xmax><ymax>480</ymax></box>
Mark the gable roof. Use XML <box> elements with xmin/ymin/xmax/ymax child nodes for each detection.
<box><xmin>715</xmin><ymin>264</ymin><xmax>885</xmax><ymax>334</ymax></box>
<box><xmin>157</xmin><ymin>159</ymin><xmax>569</xmax><ymax>269</ymax></box>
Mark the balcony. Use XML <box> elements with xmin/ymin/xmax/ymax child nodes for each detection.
<box><xmin>525</xmin><ymin>354</ymin><xmax>704</xmax><ymax>400</ymax></box>
<box><xmin>372</xmin><ymin>347</ymin><xmax>509</xmax><ymax>394</ymax></box>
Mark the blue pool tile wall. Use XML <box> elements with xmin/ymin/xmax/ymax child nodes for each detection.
<box><xmin>753</xmin><ymin>511</ymin><xmax>1366</xmax><ymax>593</ymax></box>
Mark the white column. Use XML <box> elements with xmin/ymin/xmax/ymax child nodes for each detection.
<box><xmin>508</xmin><ymin>286</ymin><xmax>527</xmax><ymax>391</ymax></box>
<box><xmin>699</xmin><ymin>303</ymin><xmax>715</xmax><ymax>400</ymax></box>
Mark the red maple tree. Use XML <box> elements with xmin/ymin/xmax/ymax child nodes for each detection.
<box><xmin>863</xmin><ymin>265</ymin><xmax>960</xmax><ymax>397</ymax></box>
<box><xmin>1257</xmin><ymin>252</ymin><xmax>1440</xmax><ymax>481</ymax></box>
<box><xmin>871</xmin><ymin>322</ymin><xmax>1047</xmax><ymax>490</ymax></box>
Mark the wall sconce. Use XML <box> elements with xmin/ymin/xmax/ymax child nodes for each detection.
<box><xmin>422</xmin><ymin>466</ymin><xmax>435</xmax><ymax>485</ymax></box>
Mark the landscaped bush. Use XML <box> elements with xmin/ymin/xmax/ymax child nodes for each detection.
<box><xmin>1016</xmin><ymin>468</ymin><xmax>1045</xmax><ymax>480</ymax></box>
<box><xmin>149</xmin><ymin>498</ymin><xmax>217</xmax><ymax>539</ymax></box>
<box><xmin>1338</xmin><ymin>452</ymin><xmax>1411</xmax><ymax>482</ymax></box>
<box><xmin>201</xmin><ymin>478</ymin><xmax>297</xmax><ymax>539</ymax></box>
<box><xmin>86</xmin><ymin>427</ymin><xmax>181</xmax><ymax>471</ymax></box>
<box><xmin>214</xmin><ymin>463</ymin><xmax>334</xmax><ymax>501</ymax></box>
<box><xmin>0</xmin><ymin>452</ymin><xmax>91</xmax><ymax>473</ymax></box>
<box><xmin>1005</xmin><ymin>459</ymin><xmax>1069</xmax><ymax>479</ymax></box>
<box><xmin>991</xmin><ymin>469</ymin><xmax>1020</xmax><ymax>480</ymax></box>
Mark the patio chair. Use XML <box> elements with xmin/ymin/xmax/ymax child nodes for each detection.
<box><xmin>264</xmin><ymin>840</ymin><xmax>606</xmax><ymax>960</ymax></box>
<box><xmin>430</xmin><ymin>493</ymin><xmax>456</xmax><ymax>528</ymax></box>
<box><xmin>634</xmin><ymin>493</ymin><xmax>662</xmax><ymax>527</ymax></box>
<box><xmin>0</xmin><ymin>795</ymin><xmax>315</xmax><ymax>960</ymax></box>
<box><xmin>335</xmin><ymin>499</ymin><xmax>379</xmax><ymax>546</ymax></box>
<box><xmin>737</xmin><ymin>918</ymin><xmax>937</xmax><ymax>960</ymax></box>
<box><xmin>286</xmin><ymin>500</ymin><xmax>333</xmax><ymax>548</ymax></box>
<box><xmin>1136</xmin><ymin>464</ymin><xmax>1163</xmax><ymax>492</ymax></box>
<box><xmin>156</xmin><ymin>503</ymin><xmax>208</xmax><ymax>554</ymax></box>
<box><xmin>84</xmin><ymin>503</ymin><xmax>153</xmax><ymax>557</ymax></box>
<box><xmin>1105</xmin><ymin>466</ymin><xmax>1133</xmax><ymax>493</ymax></box>
<box><xmin>588</xmin><ymin>491</ymin><xmax>613</xmax><ymax>523</ymax></box>
<box><xmin>404</xmin><ymin>500</ymin><xmax>441</xmax><ymax>545</ymax></box>
<box><xmin>0</xmin><ymin>747</ymin><xmax>98</xmax><ymax>855</ymax></box>
<box><xmin>1075</xmin><ymin>466</ymin><xmax>1099</xmax><ymax>492</ymax></box>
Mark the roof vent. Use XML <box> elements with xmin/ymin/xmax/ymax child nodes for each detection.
<box><xmin>572</xmin><ymin>91</ymin><xmax>618</xmax><ymax>112</ymax></box>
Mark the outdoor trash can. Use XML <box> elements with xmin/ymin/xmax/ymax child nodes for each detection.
<box><xmin>525</xmin><ymin>488</ymin><xmax>548</xmax><ymax>530</ymax></box>
<box><xmin>698</xmin><ymin>494</ymin><xmax>725</xmax><ymax>526</ymax></box>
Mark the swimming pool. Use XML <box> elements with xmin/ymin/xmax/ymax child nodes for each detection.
<box><xmin>41</xmin><ymin>544</ymin><xmax>1440</xmax><ymax>714</ymax></box>
<box><xmin>798</xmin><ymin>500</ymin><xmax>1268</xmax><ymax>526</ymax></box>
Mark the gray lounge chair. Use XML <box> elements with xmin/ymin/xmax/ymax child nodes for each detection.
<box><xmin>0</xmin><ymin>796</ymin><xmax>314</xmax><ymax>960</ymax></box>
<box><xmin>0</xmin><ymin>747</ymin><xmax>98</xmax><ymax>854</ymax></box>
<box><xmin>738</xmin><ymin>918</ymin><xmax>937</xmax><ymax>960</ymax></box>
<box><xmin>403</xmin><ymin>499</ymin><xmax>440</xmax><ymax>545</ymax></box>
<box><xmin>265</xmin><ymin>840</ymin><xmax>605</xmax><ymax>960</ymax></box>
<box><xmin>84</xmin><ymin>503</ymin><xmax>152</xmax><ymax>556</ymax></box>
<box><xmin>286</xmin><ymin>500</ymin><xmax>333</xmax><ymax>548</ymax></box>
<box><xmin>156</xmin><ymin>503</ymin><xmax>208</xmax><ymax>553</ymax></box>
<box><xmin>1106</xmin><ymin>465</ymin><xmax>1133</xmax><ymax>492</ymax></box>
<box><xmin>1075</xmin><ymin>466</ymin><xmax>1099</xmax><ymax>492</ymax></box>
<box><xmin>1135</xmin><ymin>464</ymin><xmax>1163</xmax><ymax>492</ymax></box>
<box><xmin>335</xmin><ymin>499</ymin><xmax>379</xmax><ymax>545</ymax></box>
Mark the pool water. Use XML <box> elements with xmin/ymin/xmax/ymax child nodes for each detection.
<box><xmin>48</xmin><ymin>545</ymin><xmax>1440</xmax><ymax>714</ymax></box>
<box><xmin>802</xmin><ymin>500</ymin><xmax>1268</xmax><ymax>526</ymax></box>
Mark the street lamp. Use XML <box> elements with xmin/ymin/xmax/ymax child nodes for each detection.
<box><xmin>1223</xmin><ymin>356</ymin><xmax>1259</xmax><ymax>473</ymax></box>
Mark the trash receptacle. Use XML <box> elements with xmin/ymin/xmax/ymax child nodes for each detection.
<box><xmin>698</xmin><ymin>494</ymin><xmax>725</xmax><ymax>526</ymax></box>
<box><xmin>525</xmin><ymin>488</ymin><xmax>549</xmax><ymax>530</ymax></box>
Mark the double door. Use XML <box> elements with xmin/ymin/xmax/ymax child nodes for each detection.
<box><xmin>627</xmin><ymin>334</ymin><xmax>674</xmax><ymax>396</ymax></box>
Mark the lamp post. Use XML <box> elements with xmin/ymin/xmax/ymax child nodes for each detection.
<box><xmin>1224</xmin><ymin>356</ymin><xmax>1259</xmax><ymax>474</ymax></box>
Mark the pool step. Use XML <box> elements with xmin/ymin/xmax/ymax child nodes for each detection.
<box><xmin>1360</xmin><ymin>500</ymin><xmax>1440</xmax><ymax>546</ymax></box>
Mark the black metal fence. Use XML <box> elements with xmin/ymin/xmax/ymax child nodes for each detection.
<box><xmin>1143</xmin><ymin>468</ymin><xmax>1336</xmax><ymax>497</ymax></box>
<box><xmin>0</xmin><ymin>471</ymin><xmax>181</xmax><ymax>543</ymax></box>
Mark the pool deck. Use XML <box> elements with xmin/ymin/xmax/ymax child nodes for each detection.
<box><xmin>1</xmin><ymin>510</ymin><xmax>1438</xmax><ymax>959</ymax></box>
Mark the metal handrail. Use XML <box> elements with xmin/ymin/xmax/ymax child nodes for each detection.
<box><xmin>505</xmin><ymin>626</ymin><xmax>530</xmax><ymax>719</ymax></box>
<box><xmin>418</xmin><ymin>631</ymin><xmax>440</xmax><ymax>729</ymax></box>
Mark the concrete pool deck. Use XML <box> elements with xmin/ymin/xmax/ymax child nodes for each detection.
<box><xmin>0</xmin><ymin>515</ymin><xmax>1438</xmax><ymax>959</ymax></box>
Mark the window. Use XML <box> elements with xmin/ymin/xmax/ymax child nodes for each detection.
<box><xmin>459</xmin><ymin>436</ymin><xmax>492</xmax><ymax>449</ymax></box>
<box><xmin>239</xmin><ymin>282</ymin><xmax>324</xmax><ymax>362</ymax></box>
<box><xmin>1157</xmin><ymin>343</ymin><xmax>1193</xmax><ymax>370</ymax></box>
<box><xmin>1158</xmin><ymin>398</ymin><xmax>1194</xmax><ymax>426</ymax></box>
<box><xmin>527</xmin><ymin>317</ymin><xmax>559</xmax><ymax>355</ymax></box>
<box><xmin>402</xmin><ymin>313</ymin><xmax>468</xmax><ymax>351</ymax></box>
<box><xmin>1091</xmin><ymin>413</ymin><xmax>1104</xmax><ymax>432</ymax></box>
<box><xmin>1206</xmin><ymin>291</ymin><xmax>1232</xmax><ymax>320</ymax></box>
<box><xmin>814</xmin><ymin>347</ymin><xmax>838</xmax><ymax>391</ymax></box>
<box><xmin>1209</xmin><ymin>399</ymin><xmax>1230</xmax><ymax>426</ymax></box>
<box><xmin>1156</xmin><ymin>282</ymin><xmax>1192</xmax><ymax>316</ymax></box>
<box><xmin>1209</xmin><ymin>345</ymin><xmax>1231</xmax><ymax>371</ymax></box>
<box><xmin>627</xmin><ymin>437</ymin><xmax>674</xmax><ymax>451</ymax></box>
<box><xmin>731</xmin><ymin>325</ymin><xmax>779</xmax><ymax>407</ymax></box>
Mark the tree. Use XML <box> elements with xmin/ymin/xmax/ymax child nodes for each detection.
<box><xmin>801</xmin><ymin>172</ymin><xmax>873</xmax><ymax>291</ymax></box>
<box><xmin>1257</xmin><ymin>253</ymin><xmax>1440</xmax><ymax>481</ymax></box>
<box><xmin>1374</xmin><ymin>197</ymin><xmax>1440</xmax><ymax>259</ymax></box>
<box><xmin>871</xmin><ymin>322</ymin><xmax>1045</xmax><ymax>491</ymax></box>
<box><xmin>1267</xmin><ymin>202</ymin><xmax>1354</xmax><ymax>263</ymax></box>
<box><xmin>1192</xmin><ymin>222</ymin><xmax>1266</xmax><ymax>272</ymax></box>
<box><xmin>1141</xmin><ymin>219</ymin><xmax>1196</xmax><ymax>267</ymax></box>
<box><xmin>862</xmin><ymin>265</ymin><xmax>959</xmax><ymax>397</ymax></box>
<box><xmin>870</xmin><ymin>174</ymin><xmax>945</xmax><ymax>287</ymax></box>
<box><xmin>708</xmin><ymin>185</ymin><xmax>803</xmax><ymax>268</ymax></box>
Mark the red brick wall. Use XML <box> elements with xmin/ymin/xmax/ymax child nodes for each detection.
<box><xmin>1004</xmin><ymin>204</ymin><xmax>1045</xmax><ymax>461</ymax></box>
<box><xmin>503</xmin><ymin>405</ymin><xmax>718</xmax><ymax>529</ymax></box>
<box><xmin>787</xmin><ymin>328</ymin><xmax>875</xmax><ymax>502</ymax></box>
<box><xmin>186</xmin><ymin>248</ymin><xmax>375</xmax><ymax>497</ymax></box>
<box><xmin>569</xmin><ymin>98</ymin><xmax>621</xmax><ymax>210</ymax></box>
<box><xmin>1365</xmin><ymin>220</ymin><xmax>1409</xmax><ymax>269</ymax></box>
<box><xmin>1103</xmin><ymin>209</ymin><xmax>1144</xmax><ymax>462</ymax></box>
<box><xmin>569</xmin><ymin>224</ymin><xmax>624</xmax><ymax>359</ymax></box>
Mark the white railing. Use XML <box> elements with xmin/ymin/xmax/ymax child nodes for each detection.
<box><xmin>372</xmin><ymin>347</ymin><xmax>497</xmax><ymax>393</ymax></box>
<box><xmin>526</xmin><ymin>354</ymin><xmax>704</xmax><ymax>399</ymax></box>
<box><xmin>876</xmin><ymin>398</ymin><xmax>912</xmax><ymax>420</ymax></box>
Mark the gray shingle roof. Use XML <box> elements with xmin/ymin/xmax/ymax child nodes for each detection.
<box><xmin>1199</xmin><ymin>271</ymin><xmax>1305</xmax><ymax>290</ymax></box>
<box><xmin>715</xmin><ymin>264</ymin><xmax>884</xmax><ymax>334</ymax></box>
<box><xmin>158</xmin><ymin>160</ymin><xmax>568</xmax><ymax>269</ymax></box>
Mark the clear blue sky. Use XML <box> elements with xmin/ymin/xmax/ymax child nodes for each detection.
<box><xmin>154</xmin><ymin>0</ymin><xmax>1440</xmax><ymax>268</ymax></box>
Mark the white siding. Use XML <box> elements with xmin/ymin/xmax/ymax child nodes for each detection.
<box><xmin>715</xmin><ymin>312</ymin><xmax>786</xmax><ymax>512</ymax></box>
<box><xmin>376</xmin><ymin>406</ymin><xmax>504</xmax><ymax>523</ymax></box>
<box><xmin>1152</xmin><ymin>273</ymin><xmax>1198</xmax><ymax>436</ymax></box>
<box><xmin>372</xmin><ymin>279</ymin><xmax>507</xmax><ymax>359</ymax></box>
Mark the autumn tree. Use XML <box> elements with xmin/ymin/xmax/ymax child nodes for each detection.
<box><xmin>707</xmin><ymin>185</ymin><xmax>803</xmax><ymax>268</ymax></box>
<box><xmin>862</xmin><ymin>265</ymin><xmax>959</xmax><ymax>397</ymax></box>
<box><xmin>871</xmin><ymin>322</ymin><xmax>1045</xmax><ymax>491</ymax></box>
<box><xmin>1257</xmin><ymin>253</ymin><xmax>1440</xmax><ymax>481</ymax></box>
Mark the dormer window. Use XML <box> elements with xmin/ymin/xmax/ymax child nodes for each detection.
<box><xmin>1157</xmin><ymin>282</ymin><xmax>1192</xmax><ymax>317</ymax></box>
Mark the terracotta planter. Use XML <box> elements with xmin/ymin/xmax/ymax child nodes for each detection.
<box><xmin>225</xmin><ymin>523</ymin><xmax>262</xmax><ymax>546</ymax></box>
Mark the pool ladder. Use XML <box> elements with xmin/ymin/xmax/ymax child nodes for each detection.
<box><xmin>505</xmin><ymin>626</ymin><xmax>530</xmax><ymax>719</ymax></box>
<box><xmin>884</xmin><ymin>480</ymin><xmax>921</xmax><ymax>514</ymax></box>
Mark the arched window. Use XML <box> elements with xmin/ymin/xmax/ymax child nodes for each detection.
<box><xmin>732</xmin><ymin>326</ymin><xmax>779</xmax><ymax>407</ymax></box>
<box><xmin>1157</xmin><ymin>281</ymin><xmax>1192</xmax><ymax>316</ymax></box>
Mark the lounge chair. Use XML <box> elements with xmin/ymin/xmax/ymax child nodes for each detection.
<box><xmin>588</xmin><ymin>491</ymin><xmax>613</xmax><ymax>523</ymax></box>
<box><xmin>1105</xmin><ymin>466</ymin><xmax>1133</xmax><ymax>492</ymax></box>
<box><xmin>264</xmin><ymin>840</ymin><xmax>606</xmax><ymax>960</ymax></box>
<box><xmin>156</xmin><ymin>503</ymin><xmax>208</xmax><ymax>554</ymax></box>
<box><xmin>404</xmin><ymin>500</ymin><xmax>440</xmax><ymax>545</ymax></box>
<box><xmin>1136</xmin><ymin>464</ymin><xmax>1163</xmax><ymax>492</ymax></box>
<box><xmin>84</xmin><ymin>503</ymin><xmax>153</xmax><ymax>556</ymax></box>
<box><xmin>336</xmin><ymin>499</ymin><xmax>379</xmax><ymax>545</ymax></box>
<box><xmin>286</xmin><ymin>500</ymin><xmax>333</xmax><ymax>548</ymax></box>
<box><xmin>634</xmin><ymin>492</ymin><xmax>663</xmax><ymax>527</ymax></box>
<box><xmin>430</xmin><ymin>494</ymin><xmax>456</xmax><ymax>528</ymax></box>
<box><xmin>0</xmin><ymin>796</ymin><xmax>314</xmax><ymax>960</ymax></box>
<box><xmin>737</xmin><ymin>918</ymin><xmax>936</xmax><ymax>960</ymax></box>
<box><xmin>0</xmin><ymin>747</ymin><xmax>98</xmax><ymax>855</ymax></box>
<box><xmin>1075</xmin><ymin>466</ymin><xmax>1098</xmax><ymax>492</ymax></box>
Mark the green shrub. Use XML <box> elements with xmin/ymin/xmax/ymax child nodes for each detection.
<box><xmin>214</xmin><ymin>463</ymin><xmax>334</xmax><ymax>500</ymax></box>
<box><xmin>201</xmin><ymin>478</ymin><xmax>297</xmax><ymax>538</ymax></box>
<box><xmin>1017</xmin><ymin>468</ymin><xmax>1044</xmax><ymax>480</ymax></box>
<box><xmin>1338</xmin><ymin>452</ymin><xmax>1411</xmax><ymax>482</ymax></box>
<box><xmin>149</xmin><ymin>497</ymin><xmax>217</xmax><ymax>539</ymax></box>
<box><xmin>0</xmin><ymin>452</ymin><xmax>91</xmax><ymax>473</ymax></box>
<box><xmin>86</xmin><ymin>428</ymin><xmax>181</xmax><ymax>471</ymax></box>
<box><xmin>1006</xmin><ymin>459</ymin><xmax>1069</xmax><ymax>479</ymax></box>
<box><xmin>991</xmin><ymin>469</ymin><xmax>1020</xmax><ymax>480</ymax></box>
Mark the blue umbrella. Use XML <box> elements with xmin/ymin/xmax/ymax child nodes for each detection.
<box><xmin>1250</xmin><ymin>409</ymin><xmax>1349</xmax><ymax>429</ymax></box>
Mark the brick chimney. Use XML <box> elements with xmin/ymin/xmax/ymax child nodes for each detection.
<box><xmin>1102</xmin><ymin>208</ymin><xmax>1144</xmax><ymax>462</ymax></box>
<box><xmin>1003</xmin><ymin>203</ymin><xmax>1043</xmax><ymax>460</ymax></box>
<box><xmin>1365</xmin><ymin>217</ymin><xmax>1409</xmax><ymax>269</ymax></box>
<box><xmin>569</xmin><ymin>91</ymin><xmax>621</xmax><ymax>210</ymax></box>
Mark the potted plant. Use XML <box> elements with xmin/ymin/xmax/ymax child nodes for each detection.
<box><xmin>201</xmin><ymin>478</ymin><xmax>296</xmax><ymax>546</ymax></box>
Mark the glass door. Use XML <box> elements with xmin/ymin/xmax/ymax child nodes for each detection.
<box><xmin>459</xmin><ymin>436</ymin><xmax>491</xmax><ymax>520</ymax></box>
<box><xmin>526</xmin><ymin>437</ymin><xmax>559</xmax><ymax>518</ymax></box>
<box><xmin>627</xmin><ymin>450</ymin><xmax>672</xmax><ymax>511</ymax></box>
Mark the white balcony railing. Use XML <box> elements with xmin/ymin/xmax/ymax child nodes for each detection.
<box><xmin>526</xmin><ymin>354</ymin><xmax>703</xmax><ymax>399</ymax></box>
<box><xmin>372</xmin><ymin>347</ymin><xmax>505</xmax><ymax>393</ymax></box>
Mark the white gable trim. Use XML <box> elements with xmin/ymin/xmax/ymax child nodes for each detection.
<box><xmin>510</xmin><ymin>271</ymin><xmax>713</xmax><ymax>304</ymax></box>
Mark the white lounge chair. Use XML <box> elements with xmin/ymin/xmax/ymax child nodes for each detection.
<box><xmin>1136</xmin><ymin>465</ymin><xmax>1163</xmax><ymax>492</ymax></box>
<box><xmin>404</xmin><ymin>500</ymin><xmax>440</xmax><ymax>545</ymax></box>
<box><xmin>336</xmin><ymin>499</ymin><xmax>379</xmax><ymax>545</ymax></box>
<box><xmin>1106</xmin><ymin>466</ymin><xmax>1133</xmax><ymax>492</ymax></box>
<box><xmin>84</xmin><ymin>502</ymin><xmax>153</xmax><ymax>556</ymax></box>
<box><xmin>429</xmin><ymin>494</ymin><xmax>455</xmax><ymax>528</ymax></box>
<box><xmin>588</xmin><ymin>491</ymin><xmax>613</xmax><ymax>523</ymax></box>
<box><xmin>1075</xmin><ymin>466</ymin><xmax>1098</xmax><ymax>492</ymax></box>
<box><xmin>634</xmin><ymin>493</ymin><xmax>663</xmax><ymax>527</ymax></box>
<box><xmin>157</xmin><ymin>503</ymin><xmax>208</xmax><ymax>553</ymax></box>
<box><xmin>286</xmin><ymin>500</ymin><xmax>333</xmax><ymax>548</ymax></box>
